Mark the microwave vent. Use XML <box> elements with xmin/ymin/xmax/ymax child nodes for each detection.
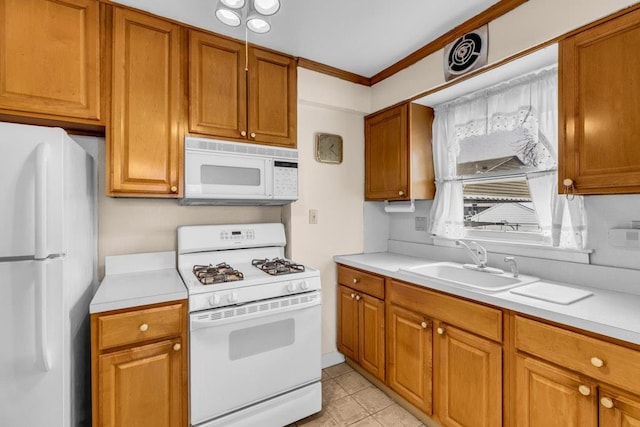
<box><xmin>185</xmin><ymin>137</ymin><xmax>298</xmax><ymax>160</ymax></box>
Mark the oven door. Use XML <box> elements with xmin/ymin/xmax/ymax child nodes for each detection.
<box><xmin>184</xmin><ymin>149</ymin><xmax>272</xmax><ymax>199</ymax></box>
<box><xmin>189</xmin><ymin>292</ymin><xmax>321</xmax><ymax>426</ymax></box>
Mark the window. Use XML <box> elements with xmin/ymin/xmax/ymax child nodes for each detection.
<box><xmin>429</xmin><ymin>66</ymin><xmax>588</xmax><ymax>249</ymax></box>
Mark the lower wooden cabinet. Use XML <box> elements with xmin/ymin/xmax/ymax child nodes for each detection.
<box><xmin>337</xmin><ymin>284</ymin><xmax>385</xmax><ymax>381</ymax></box>
<box><xmin>98</xmin><ymin>339</ymin><xmax>184</xmax><ymax>427</ymax></box>
<box><xmin>387</xmin><ymin>303</ymin><xmax>433</xmax><ymax>414</ymax></box>
<box><xmin>435</xmin><ymin>323</ymin><xmax>502</xmax><ymax>427</ymax></box>
<box><xmin>91</xmin><ymin>300</ymin><xmax>188</xmax><ymax>427</ymax></box>
<box><xmin>515</xmin><ymin>354</ymin><xmax>597</xmax><ymax>427</ymax></box>
<box><xmin>599</xmin><ymin>388</ymin><xmax>640</xmax><ymax>426</ymax></box>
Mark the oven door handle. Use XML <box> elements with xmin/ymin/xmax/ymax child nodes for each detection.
<box><xmin>190</xmin><ymin>297</ymin><xmax>321</xmax><ymax>330</ymax></box>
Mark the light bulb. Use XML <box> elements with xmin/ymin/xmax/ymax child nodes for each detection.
<box><xmin>220</xmin><ymin>0</ymin><xmax>245</xmax><ymax>9</ymax></box>
<box><xmin>215</xmin><ymin>8</ymin><xmax>241</xmax><ymax>26</ymax></box>
<box><xmin>247</xmin><ymin>16</ymin><xmax>270</xmax><ymax>33</ymax></box>
<box><xmin>253</xmin><ymin>0</ymin><xmax>280</xmax><ymax>16</ymax></box>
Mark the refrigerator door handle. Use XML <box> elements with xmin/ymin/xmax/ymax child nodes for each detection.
<box><xmin>35</xmin><ymin>142</ymin><xmax>49</xmax><ymax>261</ymax></box>
<box><xmin>35</xmin><ymin>260</ymin><xmax>51</xmax><ymax>372</ymax></box>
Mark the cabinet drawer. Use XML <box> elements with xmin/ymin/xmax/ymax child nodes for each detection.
<box><xmin>388</xmin><ymin>280</ymin><xmax>502</xmax><ymax>342</ymax></box>
<box><xmin>515</xmin><ymin>316</ymin><xmax>640</xmax><ymax>395</ymax></box>
<box><xmin>338</xmin><ymin>265</ymin><xmax>384</xmax><ymax>299</ymax></box>
<box><xmin>98</xmin><ymin>303</ymin><xmax>184</xmax><ymax>350</ymax></box>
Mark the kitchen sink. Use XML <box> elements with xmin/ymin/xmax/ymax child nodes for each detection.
<box><xmin>399</xmin><ymin>262</ymin><xmax>539</xmax><ymax>292</ymax></box>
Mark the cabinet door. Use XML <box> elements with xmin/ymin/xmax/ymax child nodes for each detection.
<box><xmin>514</xmin><ymin>354</ymin><xmax>597</xmax><ymax>427</ymax></box>
<box><xmin>109</xmin><ymin>8</ymin><xmax>183</xmax><ymax>197</ymax></box>
<box><xmin>0</xmin><ymin>0</ymin><xmax>100</xmax><ymax>120</ymax></box>
<box><xmin>435</xmin><ymin>324</ymin><xmax>502</xmax><ymax>427</ymax></box>
<box><xmin>188</xmin><ymin>30</ymin><xmax>246</xmax><ymax>139</ymax></box>
<box><xmin>365</xmin><ymin>104</ymin><xmax>408</xmax><ymax>200</ymax></box>
<box><xmin>98</xmin><ymin>339</ymin><xmax>185</xmax><ymax>427</ymax></box>
<box><xmin>247</xmin><ymin>47</ymin><xmax>296</xmax><ymax>147</ymax></box>
<box><xmin>560</xmin><ymin>8</ymin><xmax>640</xmax><ymax>194</ymax></box>
<box><xmin>337</xmin><ymin>285</ymin><xmax>359</xmax><ymax>361</ymax></box>
<box><xmin>599</xmin><ymin>388</ymin><xmax>640</xmax><ymax>427</ymax></box>
<box><xmin>386</xmin><ymin>303</ymin><xmax>432</xmax><ymax>414</ymax></box>
<box><xmin>358</xmin><ymin>293</ymin><xmax>385</xmax><ymax>381</ymax></box>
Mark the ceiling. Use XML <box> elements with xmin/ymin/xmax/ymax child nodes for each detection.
<box><xmin>111</xmin><ymin>0</ymin><xmax>500</xmax><ymax>78</ymax></box>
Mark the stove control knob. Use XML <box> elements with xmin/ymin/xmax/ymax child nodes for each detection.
<box><xmin>228</xmin><ymin>292</ymin><xmax>239</xmax><ymax>303</ymax></box>
<box><xmin>208</xmin><ymin>294</ymin><xmax>221</xmax><ymax>306</ymax></box>
<box><xmin>299</xmin><ymin>281</ymin><xmax>309</xmax><ymax>290</ymax></box>
<box><xmin>287</xmin><ymin>282</ymin><xmax>296</xmax><ymax>293</ymax></box>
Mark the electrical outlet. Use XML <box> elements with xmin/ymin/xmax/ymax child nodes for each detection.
<box><xmin>309</xmin><ymin>209</ymin><xmax>318</xmax><ymax>224</ymax></box>
<box><xmin>415</xmin><ymin>216</ymin><xmax>427</xmax><ymax>231</ymax></box>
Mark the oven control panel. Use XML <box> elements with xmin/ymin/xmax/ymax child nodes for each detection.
<box><xmin>219</xmin><ymin>229</ymin><xmax>255</xmax><ymax>241</ymax></box>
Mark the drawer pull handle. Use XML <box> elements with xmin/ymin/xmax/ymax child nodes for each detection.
<box><xmin>139</xmin><ymin>323</ymin><xmax>149</xmax><ymax>332</ymax></box>
<box><xmin>173</xmin><ymin>343</ymin><xmax>181</xmax><ymax>352</ymax></box>
<box><xmin>578</xmin><ymin>385</ymin><xmax>591</xmax><ymax>396</ymax></box>
<box><xmin>437</xmin><ymin>327</ymin><xmax>445</xmax><ymax>335</ymax></box>
<box><xmin>353</xmin><ymin>278</ymin><xmax>359</xmax><ymax>284</ymax></box>
<box><xmin>355</xmin><ymin>295</ymin><xmax>361</xmax><ymax>301</ymax></box>
<box><xmin>590</xmin><ymin>357</ymin><xmax>604</xmax><ymax>368</ymax></box>
<box><xmin>600</xmin><ymin>397</ymin><xmax>614</xmax><ymax>409</ymax></box>
<box><xmin>421</xmin><ymin>321</ymin><xmax>428</xmax><ymax>329</ymax></box>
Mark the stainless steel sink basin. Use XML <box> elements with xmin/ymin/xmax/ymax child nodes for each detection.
<box><xmin>399</xmin><ymin>262</ymin><xmax>539</xmax><ymax>292</ymax></box>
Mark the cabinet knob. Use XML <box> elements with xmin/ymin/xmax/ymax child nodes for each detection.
<box><xmin>563</xmin><ymin>178</ymin><xmax>574</xmax><ymax>187</ymax></box>
<box><xmin>600</xmin><ymin>397</ymin><xmax>614</xmax><ymax>409</ymax></box>
<box><xmin>170</xmin><ymin>185</ymin><xmax>178</xmax><ymax>193</ymax></box>
<box><xmin>350</xmin><ymin>293</ymin><xmax>356</xmax><ymax>299</ymax></box>
<box><xmin>421</xmin><ymin>321</ymin><xmax>428</xmax><ymax>329</ymax></box>
<box><xmin>240</xmin><ymin>130</ymin><xmax>247</xmax><ymax>137</ymax></box>
<box><xmin>173</xmin><ymin>343</ymin><xmax>181</xmax><ymax>352</ymax></box>
<box><xmin>590</xmin><ymin>356</ymin><xmax>604</xmax><ymax>368</ymax></box>
<box><xmin>353</xmin><ymin>278</ymin><xmax>359</xmax><ymax>284</ymax></box>
<box><xmin>355</xmin><ymin>295</ymin><xmax>361</xmax><ymax>301</ymax></box>
<box><xmin>398</xmin><ymin>190</ymin><xmax>405</xmax><ymax>196</ymax></box>
<box><xmin>437</xmin><ymin>327</ymin><xmax>445</xmax><ymax>335</ymax></box>
<box><xmin>250</xmin><ymin>132</ymin><xmax>256</xmax><ymax>138</ymax></box>
<box><xmin>578</xmin><ymin>385</ymin><xmax>591</xmax><ymax>396</ymax></box>
<box><xmin>139</xmin><ymin>323</ymin><xmax>149</xmax><ymax>332</ymax></box>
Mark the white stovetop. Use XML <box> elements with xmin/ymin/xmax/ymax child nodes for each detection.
<box><xmin>334</xmin><ymin>252</ymin><xmax>640</xmax><ymax>346</ymax></box>
<box><xmin>90</xmin><ymin>251</ymin><xmax>187</xmax><ymax>314</ymax></box>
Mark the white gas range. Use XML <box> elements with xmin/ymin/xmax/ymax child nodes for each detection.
<box><xmin>178</xmin><ymin>223</ymin><xmax>322</xmax><ymax>427</ymax></box>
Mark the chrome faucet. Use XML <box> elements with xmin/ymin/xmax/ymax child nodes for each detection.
<box><xmin>504</xmin><ymin>256</ymin><xmax>519</xmax><ymax>277</ymax></box>
<box><xmin>456</xmin><ymin>240</ymin><xmax>487</xmax><ymax>269</ymax></box>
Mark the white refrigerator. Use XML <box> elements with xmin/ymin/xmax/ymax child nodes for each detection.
<box><xmin>0</xmin><ymin>122</ymin><xmax>97</xmax><ymax>426</ymax></box>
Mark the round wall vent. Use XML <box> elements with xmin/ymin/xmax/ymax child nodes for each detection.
<box><xmin>444</xmin><ymin>25</ymin><xmax>488</xmax><ymax>81</ymax></box>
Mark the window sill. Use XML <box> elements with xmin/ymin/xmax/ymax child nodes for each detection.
<box><xmin>432</xmin><ymin>236</ymin><xmax>593</xmax><ymax>264</ymax></box>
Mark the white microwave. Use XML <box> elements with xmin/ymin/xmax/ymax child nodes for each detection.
<box><xmin>181</xmin><ymin>137</ymin><xmax>298</xmax><ymax>205</ymax></box>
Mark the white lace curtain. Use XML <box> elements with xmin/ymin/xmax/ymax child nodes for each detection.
<box><xmin>428</xmin><ymin>67</ymin><xmax>588</xmax><ymax>249</ymax></box>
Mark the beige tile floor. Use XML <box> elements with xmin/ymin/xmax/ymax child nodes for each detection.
<box><xmin>289</xmin><ymin>363</ymin><xmax>426</xmax><ymax>427</ymax></box>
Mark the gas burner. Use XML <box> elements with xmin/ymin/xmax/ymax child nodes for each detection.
<box><xmin>193</xmin><ymin>263</ymin><xmax>244</xmax><ymax>285</ymax></box>
<box><xmin>252</xmin><ymin>258</ymin><xmax>305</xmax><ymax>276</ymax></box>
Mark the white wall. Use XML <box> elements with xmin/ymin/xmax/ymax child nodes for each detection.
<box><xmin>285</xmin><ymin>68</ymin><xmax>370</xmax><ymax>356</ymax></box>
<box><xmin>371</xmin><ymin>0</ymin><xmax>640</xmax><ymax>110</ymax></box>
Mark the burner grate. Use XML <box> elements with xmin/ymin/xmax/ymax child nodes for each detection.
<box><xmin>252</xmin><ymin>258</ymin><xmax>305</xmax><ymax>276</ymax></box>
<box><xmin>193</xmin><ymin>263</ymin><xmax>244</xmax><ymax>285</ymax></box>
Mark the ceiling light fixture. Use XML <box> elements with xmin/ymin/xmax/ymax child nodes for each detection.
<box><xmin>215</xmin><ymin>0</ymin><xmax>280</xmax><ymax>34</ymax></box>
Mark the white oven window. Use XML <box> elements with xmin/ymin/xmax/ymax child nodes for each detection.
<box><xmin>229</xmin><ymin>318</ymin><xmax>294</xmax><ymax>360</ymax></box>
<box><xmin>201</xmin><ymin>165</ymin><xmax>261</xmax><ymax>186</ymax></box>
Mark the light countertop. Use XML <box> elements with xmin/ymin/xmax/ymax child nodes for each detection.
<box><xmin>90</xmin><ymin>251</ymin><xmax>187</xmax><ymax>314</ymax></box>
<box><xmin>335</xmin><ymin>252</ymin><xmax>640</xmax><ymax>346</ymax></box>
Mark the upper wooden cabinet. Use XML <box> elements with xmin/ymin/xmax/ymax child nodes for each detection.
<box><xmin>189</xmin><ymin>30</ymin><xmax>296</xmax><ymax>147</ymax></box>
<box><xmin>559</xmin><ymin>8</ymin><xmax>640</xmax><ymax>195</ymax></box>
<box><xmin>365</xmin><ymin>103</ymin><xmax>435</xmax><ymax>201</ymax></box>
<box><xmin>0</xmin><ymin>0</ymin><xmax>101</xmax><ymax>122</ymax></box>
<box><xmin>108</xmin><ymin>7</ymin><xmax>183</xmax><ymax>197</ymax></box>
